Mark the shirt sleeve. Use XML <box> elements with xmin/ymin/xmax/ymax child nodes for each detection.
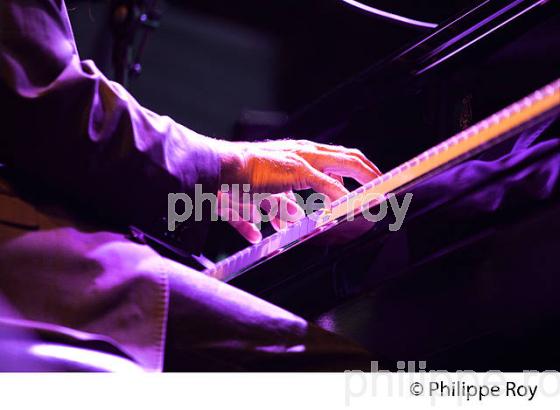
<box><xmin>0</xmin><ymin>0</ymin><xmax>222</xmax><ymax>252</ymax></box>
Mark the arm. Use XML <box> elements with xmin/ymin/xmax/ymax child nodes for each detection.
<box><xmin>0</xmin><ymin>0</ymin><xmax>380</xmax><ymax>247</ymax></box>
<box><xmin>0</xmin><ymin>0</ymin><xmax>221</xmax><ymax>250</ymax></box>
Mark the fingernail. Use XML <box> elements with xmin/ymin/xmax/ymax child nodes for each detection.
<box><xmin>286</xmin><ymin>201</ymin><xmax>304</xmax><ymax>218</ymax></box>
<box><xmin>248</xmin><ymin>230</ymin><xmax>262</xmax><ymax>244</ymax></box>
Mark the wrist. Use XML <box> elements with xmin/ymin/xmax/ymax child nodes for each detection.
<box><xmin>219</xmin><ymin>141</ymin><xmax>247</xmax><ymax>186</ymax></box>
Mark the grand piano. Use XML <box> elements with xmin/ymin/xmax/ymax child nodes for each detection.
<box><xmin>159</xmin><ymin>0</ymin><xmax>560</xmax><ymax>371</ymax></box>
<box><xmin>2</xmin><ymin>0</ymin><xmax>559</xmax><ymax>374</ymax></box>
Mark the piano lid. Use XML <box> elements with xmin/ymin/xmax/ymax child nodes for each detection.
<box><xmin>277</xmin><ymin>0</ymin><xmax>557</xmax><ymax>140</ymax></box>
<box><xmin>339</xmin><ymin>0</ymin><xmax>484</xmax><ymax>24</ymax></box>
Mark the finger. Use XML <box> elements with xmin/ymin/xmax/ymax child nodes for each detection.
<box><xmin>286</xmin><ymin>191</ymin><xmax>297</xmax><ymax>202</ymax></box>
<box><xmin>326</xmin><ymin>172</ymin><xmax>344</xmax><ymax>185</ymax></box>
<box><xmin>283</xmin><ymin>192</ymin><xmax>306</xmax><ymax>218</ymax></box>
<box><xmin>308</xmin><ymin>143</ymin><xmax>381</xmax><ymax>176</ymax></box>
<box><xmin>346</xmin><ymin>151</ymin><xmax>381</xmax><ymax>176</ymax></box>
<box><xmin>270</xmin><ymin>211</ymin><xmax>284</xmax><ymax>232</ymax></box>
<box><xmin>259</xmin><ymin>193</ymin><xmax>304</xmax><ymax>231</ymax></box>
<box><xmin>258</xmin><ymin>195</ymin><xmax>281</xmax><ymax>230</ymax></box>
<box><xmin>272</xmin><ymin>193</ymin><xmax>305</xmax><ymax>220</ymax></box>
<box><xmin>234</xmin><ymin>199</ymin><xmax>263</xmax><ymax>225</ymax></box>
<box><xmin>275</xmin><ymin>194</ymin><xmax>305</xmax><ymax>228</ymax></box>
<box><xmin>218</xmin><ymin>207</ymin><xmax>262</xmax><ymax>244</ymax></box>
<box><xmin>299</xmin><ymin>151</ymin><xmax>379</xmax><ymax>185</ymax></box>
<box><xmin>260</xmin><ymin>139</ymin><xmax>381</xmax><ymax>176</ymax></box>
<box><xmin>302</xmin><ymin>164</ymin><xmax>349</xmax><ymax>202</ymax></box>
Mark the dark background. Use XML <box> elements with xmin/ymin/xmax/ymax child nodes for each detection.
<box><xmin>66</xmin><ymin>0</ymin><xmax>475</xmax><ymax>139</ymax></box>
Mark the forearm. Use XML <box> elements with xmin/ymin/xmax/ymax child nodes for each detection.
<box><xmin>0</xmin><ymin>0</ymin><xmax>221</xmax><ymax>243</ymax></box>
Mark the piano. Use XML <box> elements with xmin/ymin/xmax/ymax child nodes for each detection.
<box><xmin>206</xmin><ymin>80</ymin><xmax>560</xmax><ymax>283</ymax></box>
<box><xmin>160</xmin><ymin>0</ymin><xmax>560</xmax><ymax>370</ymax></box>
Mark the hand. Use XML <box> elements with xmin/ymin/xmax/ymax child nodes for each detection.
<box><xmin>215</xmin><ymin>139</ymin><xmax>381</xmax><ymax>243</ymax></box>
<box><xmin>220</xmin><ymin>139</ymin><xmax>380</xmax><ymax>199</ymax></box>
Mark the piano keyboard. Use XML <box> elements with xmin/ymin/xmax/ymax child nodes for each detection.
<box><xmin>205</xmin><ymin>78</ymin><xmax>560</xmax><ymax>282</ymax></box>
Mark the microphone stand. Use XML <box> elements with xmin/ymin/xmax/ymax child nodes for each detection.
<box><xmin>110</xmin><ymin>0</ymin><xmax>161</xmax><ymax>88</ymax></box>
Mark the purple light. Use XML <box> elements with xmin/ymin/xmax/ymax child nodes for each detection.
<box><xmin>341</xmin><ymin>0</ymin><xmax>438</xmax><ymax>29</ymax></box>
<box><xmin>415</xmin><ymin>0</ymin><xmax>547</xmax><ymax>75</ymax></box>
<box><xmin>29</xmin><ymin>343</ymin><xmax>144</xmax><ymax>373</ymax></box>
